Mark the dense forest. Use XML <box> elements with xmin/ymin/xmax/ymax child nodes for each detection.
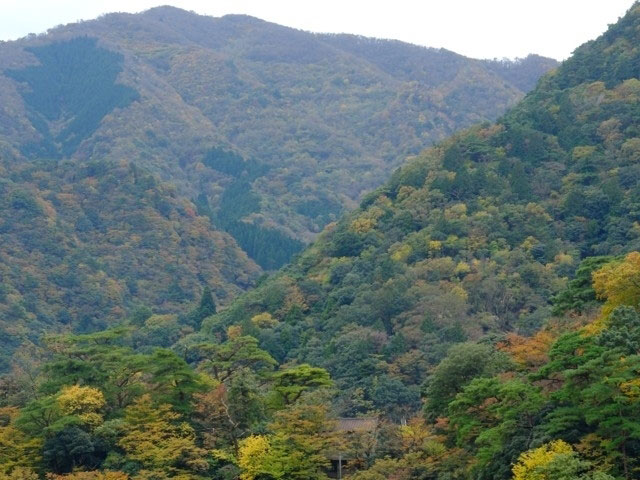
<box><xmin>0</xmin><ymin>7</ymin><xmax>555</xmax><ymax>365</ymax></box>
<box><xmin>0</xmin><ymin>154</ymin><xmax>259</xmax><ymax>371</ymax></box>
<box><xmin>0</xmin><ymin>6</ymin><xmax>556</xmax><ymax>266</ymax></box>
<box><xmin>200</xmin><ymin>0</ymin><xmax>640</xmax><ymax>421</ymax></box>
<box><xmin>3</xmin><ymin>2</ymin><xmax>640</xmax><ymax>480</ymax></box>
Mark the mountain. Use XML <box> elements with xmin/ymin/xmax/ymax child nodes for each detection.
<box><xmin>2</xmin><ymin>4</ymin><xmax>640</xmax><ymax>480</ymax></box>
<box><xmin>0</xmin><ymin>152</ymin><xmax>260</xmax><ymax>370</ymax></box>
<box><xmin>203</xmin><ymin>1</ymin><xmax>640</xmax><ymax>420</ymax></box>
<box><xmin>0</xmin><ymin>7</ymin><xmax>555</xmax><ymax>366</ymax></box>
<box><xmin>0</xmin><ymin>6</ymin><xmax>556</xmax><ymax>264</ymax></box>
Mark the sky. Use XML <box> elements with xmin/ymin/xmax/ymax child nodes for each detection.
<box><xmin>0</xmin><ymin>0</ymin><xmax>635</xmax><ymax>60</ymax></box>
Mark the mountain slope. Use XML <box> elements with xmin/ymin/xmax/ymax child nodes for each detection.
<box><xmin>204</xmin><ymin>3</ymin><xmax>640</xmax><ymax>418</ymax></box>
<box><xmin>0</xmin><ymin>8</ymin><xmax>555</xmax><ymax>368</ymax></box>
<box><xmin>3</xmin><ymin>6</ymin><xmax>640</xmax><ymax>480</ymax></box>
<box><xmin>0</xmin><ymin>152</ymin><xmax>259</xmax><ymax>371</ymax></box>
<box><xmin>0</xmin><ymin>6</ymin><xmax>556</xmax><ymax>268</ymax></box>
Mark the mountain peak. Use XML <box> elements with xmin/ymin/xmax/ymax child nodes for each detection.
<box><xmin>143</xmin><ymin>4</ymin><xmax>187</xmax><ymax>15</ymax></box>
<box><xmin>551</xmin><ymin>1</ymin><xmax>639</xmax><ymax>89</ymax></box>
<box><xmin>140</xmin><ymin>5</ymin><xmax>264</xmax><ymax>26</ymax></box>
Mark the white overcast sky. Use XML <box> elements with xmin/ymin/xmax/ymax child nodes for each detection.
<box><xmin>0</xmin><ymin>0</ymin><xmax>635</xmax><ymax>60</ymax></box>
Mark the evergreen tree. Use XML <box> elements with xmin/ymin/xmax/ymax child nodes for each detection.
<box><xmin>198</xmin><ymin>286</ymin><xmax>217</xmax><ymax>320</ymax></box>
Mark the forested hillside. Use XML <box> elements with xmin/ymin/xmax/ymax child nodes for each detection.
<box><xmin>0</xmin><ymin>7</ymin><xmax>555</xmax><ymax>365</ymax></box>
<box><xmin>166</xmin><ymin>2</ymin><xmax>640</xmax><ymax>477</ymax></box>
<box><xmin>2</xmin><ymin>3</ymin><xmax>639</xmax><ymax>480</ymax></box>
<box><xmin>0</xmin><ymin>6</ymin><xmax>556</xmax><ymax>268</ymax></box>
<box><xmin>203</xmin><ymin>0</ymin><xmax>640</xmax><ymax>417</ymax></box>
<box><xmin>0</xmin><ymin>153</ymin><xmax>259</xmax><ymax>372</ymax></box>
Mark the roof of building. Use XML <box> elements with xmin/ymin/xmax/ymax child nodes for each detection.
<box><xmin>336</xmin><ymin>417</ymin><xmax>378</xmax><ymax>432</ymax></box>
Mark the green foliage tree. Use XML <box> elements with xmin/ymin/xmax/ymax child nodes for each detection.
<box><xmin>552</xmin><ymin>256</ymin><xmax>613</xmax><ymax>315</ymax></box>
<box><xmin>449</xmin><ymin>378</ymin><xmax>545</xmax><ymax>478</ymax></box>
<box><xmin>184</xmin><ymin>286</ymin><xmax>217</xmax><ymax>330</ymax></box>
<box><xmin>271</xmin><ymin>364</ymin><xmax>333</xmax><ymax>406</ymax></box>
<box><xmin>196</xmin><ymin>333</ymin><xmax>277</xmax><ymax>383</ymax></box>
<box><xmin>146</xmin><ymin>349</ymin><xmax>205</xmax><ymax>414</ymax></box>
<box><xmin>424</xmin><ymin>343</ymin><xmax>510</xmax><ymax>418</ymax></box>
<box><xmin>43</xmin><ymin>427</ymin><xmax>108</xmax><ymax>474</ymax></box>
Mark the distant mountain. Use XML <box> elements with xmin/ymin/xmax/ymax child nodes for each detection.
<box><xmin>204</xmin><ymin>2</ymin><xmax>640</xmax><ymax>421</ymax></box>
<box><xmin>0</xmin><ymin>7</ymin><xmax>556</xmax><ymax>260</ymax></box>
<box><xmin>0</xmin><ymin>7</ymin><xmax>555</xmax><ymax>367</ymax></box>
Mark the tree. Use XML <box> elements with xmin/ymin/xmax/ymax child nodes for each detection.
<box><xmin>424</xmin><ymin>343</ymin><xmax>510</xmax><ymax>418</ymax></box>
<box><xmin>15</xmin><ymin>395</ymin><xmax>60</xmax><ymax>436</ymax></box>
<box><xmin>551</xmin><ymin>256</ymin><xmax>612</xmax><ymax>315</ymax></box>
<box><xmin>39</xmin><ymin>329</ymin><xmax>147</xmax><ymax>412</ymax></box>
<box><xmin>512</xmin><ymin>440</ymin><xmax>613</xmax><ymax>480</ymax></box>
<box><xmin>45</xmin><ymin>472</ymin><xmax>129</xmax><ymax>480</ymax></box>
<box><xmin>449</xmin><ymin>378</ymin><xmax>544</xmax><ymax>477</ymax></box>
<box><xmin>237</xmin><ymin>403</ymin><xmax>339</xmax><ymax>480</ymax></box>
<box><xmin>348</xmin><ymin>457</ymin><xmax>411</xmax><ymax>480</ymax></box>
<box><xmin>194</xmin><ymin>376</ymin><xmax>265</xmax><ymax>453</ymax></box>
<box><xmin>537</xmin><ymin>308</ymin><xmax>640</xmax><ymax>477</ymax></box>
<box><xmin>0</xmin><ymin>468</ymin><xmax>39</xmax><ymax>480</ymax></box>
<box><xmin>118</xmin><ymin>394</ymin><xmax>209</xmax><ymax>478</ymax></box>
<box><xmin>185</xmin><ymin>286</ymin><xmax>217</xmax><ymax>330</ymax></box>
<box><xmin>498</xmin><ymin>331</ymin><xmax>555</xmax><ymax>371</ymax></box>
<box><xmin>349</xmin><ymin>417</ymin><xmax>450</xmax><ymax>480</ymax></box>
<box><xmin>593</xmin><ymin>252</ymin><xmax>640</xmax><ymax>317</ymax></box>
<box><xmin>198</xmin><ymin>286</ymin><xmax>217</xmax><ymax>319</ymax></box>
<box><xmin>237</xmin><ymin>435</ymin><xmax>271</xmax><ymax>480</ymax></box>
<box><xmin>0</xmin><ymin>407</ymin><xmax>41</xmax><ymax>474</ymax></box>
<box><xmin>57</xmin><ymin>385</ymin><xmax>105</xmax><ymax>428</ymax></box>
<box><xmin>271</xmin><ymin>364</ymin><xmax>332</xmax><ymax>406</ymax></box>
<box><xmin>147</xmin><ymin>349</ymin><xmax>204</xmax><ymax>413</ymax></box>
<box><xmin>196</xmin><ymin>333</ymin><xmax>276</xmax><ymax>383</ymax></box>
<box><xmin>43</xmin><ymin>426</ymin><xmax>108</xmax><ymax>473</ymax></box>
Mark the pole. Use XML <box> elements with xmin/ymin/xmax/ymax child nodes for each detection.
<box><xmin>338</xmin><ymin>453</ymin><xmax>342</xmax><ymax>480</ymax></box>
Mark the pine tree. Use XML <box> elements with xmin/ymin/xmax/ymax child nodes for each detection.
<box><xmin>198</xmin><ymin>286</ymin><xmax>217</xmax><ymax>319</ymax></box>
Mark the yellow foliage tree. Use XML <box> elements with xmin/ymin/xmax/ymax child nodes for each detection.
<box><xmin>512</xmin><ymin>440</ymin><xmax>573</xmax><ymax>480</ymax></box>
<box><xmin>227</xmin><ymin>325</ymin><xmax>243</xmax><ymax>339</ymax></box>
<box><xmin>283</xmin><ymin>282</ymin><xmax>308</xmax><ymax>313</ymax></box>
<box><xmin>57</xmin><ymin>385</ymin><xmax>105</xmax><ymax>428</ymax></box>
<box><xmin>238</xmin><ymin>435</ymin><xmax>271</xmax><ymax>480</ymax></box>
<box><xmin>399</xmin><ymin>417</ymin><xmax>434</xmax><ymax>452</ymax></box>
<box><xmin>46</xmin><ymin>472</ymin><xmax>129</xmax><ymax>480</ymax></box>
<box><xmin>454</xmin><ymin>261</ymin><xmax>471</xmax><ymax>276</ymax></box>
<box><xmin>351</xmin><ymin>217</ymin><xmax>376</xmax><ymax>234</ymax></box>
<box><xmin>592</xmin><ymin>251</ymin><xmax>640</xmax><ymax>317</ymax></box>
<box><xmin>118</xmin><ymin>395</ymin><xmax>209</xmax><ymax>478</ymax></box>
<box><xmin>0</xmin><ymin>407</ymin><xmax>42</xmax><ymax>474</ymax></box>
<box><xmin>236</xmin><ymin>404</ymin><xmax>338</xmax><ymax>480</ymax></box>
<box><xmin>390</xmin><ymin>244</ymin><xmax>412</xmax><ymax>263</ymax></box>
<box><xmin>428</xmin><ymin>240</ymin><xmax>442</xmax><ymax>254</ymax></box>
<box><xmin>0</xmin><ymin>468</ymin><xmax>39</xmax><ymax>480</ymax></box>
<box><xmin>251</xmin><ymin>312</ymin><xmax>278</xmax><ymax>328</ymax></box>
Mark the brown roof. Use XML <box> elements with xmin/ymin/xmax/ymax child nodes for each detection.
<box><xmin>336</xmin><ymin>417</ymin><xmax>378</xmax><ymax>432</ymax></box>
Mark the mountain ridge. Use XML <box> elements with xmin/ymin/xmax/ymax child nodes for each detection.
<box><xmin>0</xmin><ymin>6</ymin><xmax>556</xmax><ymax>368</ymax></box>
<box><xmin>201</xmin><ymin>0</ymin><xmax>640</xmax><ymax>421</ymax></box>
